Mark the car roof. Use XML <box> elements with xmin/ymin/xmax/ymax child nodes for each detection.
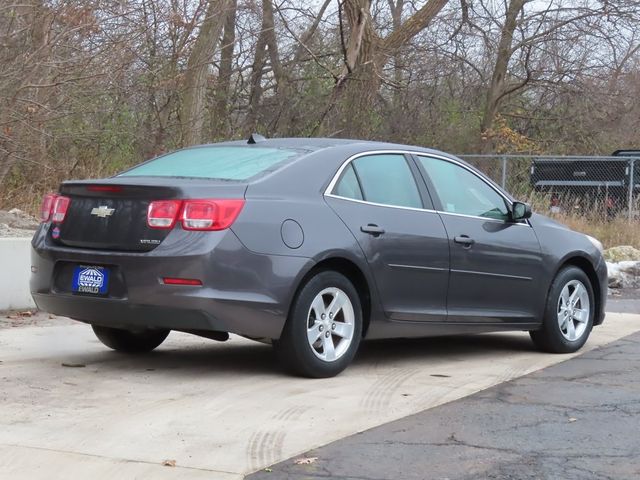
<box><xmin>212</xmin><ymin>136</ymin><xmax>458</xmax><ymax>159</ymax></box>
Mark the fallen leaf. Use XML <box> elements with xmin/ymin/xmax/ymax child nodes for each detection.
<box><xmin>263</xmin><ymin>468</ymin><xmax>273</xmax><ymax>473</ymax></box>
<box><xmin>61</xmin><ymin>362</ymin><xmax>86</xmax><ymax>368</ymax></box>
<box><xmin>19</xmin><ymin>311</ymin><xmax>33</xmax><ymax>317</ymax></box>
<box><xmin>294</xmin><ymin>457</ymin><xmax>318</xmax><ymax>465</ymax></box>
<box><xmin>162</xmin><ymin>459</ymin><xmax>177</xmax><ymax>467</ymax></box>
<box><xmin>568</xmin><ymin>417</ymin><xmax>577</xmax><ymax>423</ymax></box>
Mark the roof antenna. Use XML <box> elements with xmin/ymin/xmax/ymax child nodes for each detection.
<box><xmin>248</xmin><ymin>133</ymin><xmax>266</xmax><ymax>144</ymax></box>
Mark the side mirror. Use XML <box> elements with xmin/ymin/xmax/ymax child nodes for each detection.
<box><xmin>511</xmin><ymin>201</ymin><xmax>532</xmax><ymax>221</ymax></box>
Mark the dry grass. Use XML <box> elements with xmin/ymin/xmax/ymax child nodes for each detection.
<box><xmin>519</xmin><ymin>191</ymin><xmax>640</xmax><ymax>249</ymax></box>
<box><xmin>551</xmin><ymin>215</ymin><xmax>640</xmax><ymax>250</ymax></box>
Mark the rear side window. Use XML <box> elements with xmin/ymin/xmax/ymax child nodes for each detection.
<box><xmin>345</xmin><ymin>154</ymin><xmax>422</xmax><ymax>208</ymax></box>
<box><xmin>334</xmin><ymin>164</ymin><xmax>363</xmax><ymax>200</ymax></box>
<box><xmin>119</xmin><ymin>146</ymin><xmax>298</xmax><ymax>180</ymax></box>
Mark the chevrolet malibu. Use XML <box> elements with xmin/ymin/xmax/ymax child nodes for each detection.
<box><xmin>30</xmin><ymin>137</ymin><xmax>607</xmax><ymax>377</ymax></box>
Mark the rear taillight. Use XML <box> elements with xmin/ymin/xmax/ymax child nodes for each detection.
<box><xmin>52</xmin><ymin>196</ymin><xmax>71</xmax><ymax>223</ymax></box>
<box><xmin>147</xmin><ymin>199</ymin><xmax>245</xmax><ymax>231</ymax></box>
<box><xmin>182</xmin><ymin>199</ymin><xmax>245</xmax><ymax>231</ymax></box>
<box><xmin>147</xmin><ymin>200</ymin><xmax>182</xmax><ymax>229</ymax></box>
<box><xmin>40</xmin><ymin>193</ymin><xmax>57</xmax><ymax>222</ymax></box>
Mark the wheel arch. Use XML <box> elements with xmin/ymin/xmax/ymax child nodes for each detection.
<box><xmin>288</xmin><ymin>256</ymin><xmax>373</xmax><ymax>337</ymax></box>
<box><xmin>553</xmin><ymin>254</ymin><xmax>602</xmax><ymax>325</ymax></box>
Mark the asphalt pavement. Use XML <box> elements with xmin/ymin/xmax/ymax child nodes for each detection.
<box><xmin>248</xmin><ymin>297</ymin><xmax>640</xmax><ymax>480</ymax></box>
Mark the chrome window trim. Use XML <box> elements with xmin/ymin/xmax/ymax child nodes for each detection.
<box><xmin>324</xmin><ymin>150</ymin><xmax>532</xmax><ymax>227</ymax></box>
<box><xmin>324</xmin><ymin>193</ymin><xmax>437</xmax><ymax>214</ymax></box>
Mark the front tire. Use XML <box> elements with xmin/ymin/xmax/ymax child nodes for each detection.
<box><xmin>92</xmin><ymin>325</ymin><xmax>170</xmax><ymax>353</ymax></box>
<box><xmin>530</xmin><ymin>266</ymin><xmax>594</xmax><ymax>353</ymax></box>
<box><xmin>274</xmin><ymin>271</ymin><xmax>363</xmax><ymax>378</ymax></box>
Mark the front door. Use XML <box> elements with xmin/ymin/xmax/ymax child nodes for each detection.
<box><xmin>415</xmin><ymin>155</ymin><xmax>544</xmax><ymax>323</ymax></box>
<box><xmin>326</xmin><ymin>153</ymin><xmax>450</xmax><ymax>322</ymax></box>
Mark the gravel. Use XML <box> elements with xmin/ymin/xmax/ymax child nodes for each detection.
<box><xmin>0</xmin><ymin>208</ymin><xmax>38</xmax><ymax>238</ymax></box>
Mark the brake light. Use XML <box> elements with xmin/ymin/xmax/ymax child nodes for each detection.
<box><xmin>182</xmin><ymin>199</ymin><xmax>245</xmax><ymax>231</ymax></box>
<box><xmin>52</xmin><ymin>196</ymin><xmax>71</xmax><ymax>223</ymax></box>
<box><xmin>87</xmin><ymin>185</ymin><xmax>123</xmax><ymax>193</ymax></box>
<box><xmin>40</xmin><ymin>193</ymin><xmax>57</xmax><ymax>222</ymax></box>
<box><xmin>147</xmin><ymin>200</ymin><xmax>182</xmax><ymax>229</ymax></box>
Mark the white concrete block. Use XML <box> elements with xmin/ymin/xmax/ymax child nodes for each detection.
<box><xmin>0</xmin><ymin>237</ymin><xmax>35</xmax><ymax>310</ymax></box>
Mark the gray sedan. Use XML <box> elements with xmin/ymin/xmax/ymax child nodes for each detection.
<box><xmin>30</xmin><ymin>137</ymin><xmax>607</xmax><ymax>377</ymax></box>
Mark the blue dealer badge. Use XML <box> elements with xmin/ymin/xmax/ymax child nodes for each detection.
<box><xmin>72</xmin><ymin>266</ymin><xmax>110</xmax><ymax>295</ymax></box>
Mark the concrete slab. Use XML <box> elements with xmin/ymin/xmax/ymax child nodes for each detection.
<box><xmin>1</xmin><ymin>313</ymin><xmax>639</xmax><ymax>478</ymax></box>
<box><xmin>0</xmin><ymin>237</ymin><xmax>35</xmax><ymax>310</ymax></box>
<box><xmin>1</xmin><ymin>444</ymin><xmax>240</xmax><ymax>480</ymax></box>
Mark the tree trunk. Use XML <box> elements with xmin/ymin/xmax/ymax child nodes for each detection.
<box><xmin>480</xmin><ymin>0</ymin><xmax>526</xmax><ymax>152</ymax></box>
<box><xmin>245</xmin><ymin>12</ymin><xmax>270</xmax><ymax>135</ymax></box>
<box><xmin>273</xmin><ymin>0</ymin><xmax>332</xmax><ymax>136</ymax></box>
<box><xmin>181</xmin><ymin>0</ymin><xmax>231</xmax><ymax>146</ymax></box>
<box><xmin>212</xmin><ymin>0</ymin><xmax>237</xmax><ymax>138</ymax></box>
<box><xmin>318</xmin><ymin>0</ymin><xmax>379</xmax><ymax>138</ymax></box>
<box><xmin>319</xmin><ymin>0</ymin><xmax>447</xmax><ymax>138</ymax></box>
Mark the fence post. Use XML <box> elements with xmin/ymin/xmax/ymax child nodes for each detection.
<box><xmin>629</xmin><ymin>159</ymin><xmax>636</xmax><ymax>223</ymax></box>
<box><xmin>501</xmin><ymin>156</ymin><xmax>507</xmax><ymax>189</ymax></box>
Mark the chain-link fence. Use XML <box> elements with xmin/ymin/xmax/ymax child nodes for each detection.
<box><xmin>459</xmin><ymin>153</ymin><xmax>640</xmax><ymax>222</ymax></box>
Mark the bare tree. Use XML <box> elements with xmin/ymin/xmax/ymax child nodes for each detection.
<box><xmin>319</xmin><ymin>0</ymin><xmax>449</xmax><ymax>137</ymax></box>
<box><xmin>181</xmin><ymin>0</ymin><xmax>232</xmax><ymax>146</ymax></box>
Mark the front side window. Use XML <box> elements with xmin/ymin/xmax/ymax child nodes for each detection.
<box><xmin>417</xmin><ymin>156</ymin><xmax>509</xmax><ymax>220</ymax></box>
<box><xmin>333</xmin><ymin>154</ymin><xmax>422</xmax><ymax>209</ymax></box>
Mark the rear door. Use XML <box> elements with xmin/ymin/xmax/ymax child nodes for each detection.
<box><xmin>326</xmin><ymin>153</ymin><xmax>450</xmax><ymax>322</ymax></box>
<box><xmin>415</xmin><ymin>155</ymin><xmax>544</xmax><ymax>324</ymax></box>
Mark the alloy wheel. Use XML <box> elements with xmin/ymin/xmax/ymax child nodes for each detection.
<box><xmin>306</xmin><ymin>287</ymin><xmax>355</xmax><ymax>362</ymax></box>
<box><xmin>557</xmin><ymin>279</ymin><xmax>590</xmax><ymax>341</ymax></box>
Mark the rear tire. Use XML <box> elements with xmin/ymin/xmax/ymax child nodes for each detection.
<box><xmin>92</xmin><ymin>325</ymin><xmax>170</xmax><ymax>353</ymax></box>
<box><xmin>530</xmin><ymin>266</ymin><xmax>594</xmax><ymax>353</ymax></box>
<box><xmin>274</xmin><ymin>270</ymin><xmax>362</xmax><ymax>378</ymax></box>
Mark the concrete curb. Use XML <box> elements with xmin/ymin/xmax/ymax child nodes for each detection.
<box><xmin>0</xmin><ymin>237</ymin><xmax>35</xmax><ymax>310</ymax></box>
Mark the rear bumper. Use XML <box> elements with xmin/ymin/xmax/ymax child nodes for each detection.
<box><xmin>30</xmin><ymin>225</ymin><xmax>312</xmax><ymax>339</ymax></box>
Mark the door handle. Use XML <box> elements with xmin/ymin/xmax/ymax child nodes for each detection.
<box><xmin>360</xmin><ymin>224</ymin><xmax>385</xmax><ymax>236</ymax></box>
<box><xmin>454</xmin><ymin>235</ymin><xmax>475</xmax><ymax>247</ymax></box>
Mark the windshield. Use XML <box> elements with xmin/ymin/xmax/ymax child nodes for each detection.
<box><xmin>118</xmin><ymin>146</ymin><xmax>299</xmax><ymax>180</ymax></box>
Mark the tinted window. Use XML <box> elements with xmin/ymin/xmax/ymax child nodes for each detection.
<box><xmin>119</xmin><ymin>146</ymin><xmax>298</xmax><ymax>180</ymax></box>
<box><xmin>334</xmin><ymin>164</ymin><xmax>363</xmax><ymax>200</ymax></box>
<box><xmin>418</xmin><ymin>157</ymin><xmax>509</xmax><ymax>220</ymax></box>
<box><xmin>342</xmin><ymin>154</ymin><xmax>422</xmax><ymax>208</ymax></box>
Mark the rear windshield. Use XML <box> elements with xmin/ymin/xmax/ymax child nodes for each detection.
<box><xmin>118</xmin><ymin>146</ymin><xmax>299</xmax><ymax>180</ymax></box>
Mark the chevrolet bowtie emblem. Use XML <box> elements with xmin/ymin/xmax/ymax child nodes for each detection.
<box><xmin>90</xmin><ymin>205</ymin><xmax>115</xmax><ymax>218</ymax></box>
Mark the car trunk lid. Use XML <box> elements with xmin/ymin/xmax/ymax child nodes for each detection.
<box><xmin>55</xmin><ymin>178</ymin><xmax>247</xmax><ymax>252</ymax></box>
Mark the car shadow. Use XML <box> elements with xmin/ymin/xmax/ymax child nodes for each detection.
<box><xmin>52</xmin><ymin>332</ymin><xmax>538</xmax><ymax>378</ymax></box>
<box><xmin>355</xmin><ymin>333</ymin><xmax>537</xmax><ymax>365</ymax></box>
